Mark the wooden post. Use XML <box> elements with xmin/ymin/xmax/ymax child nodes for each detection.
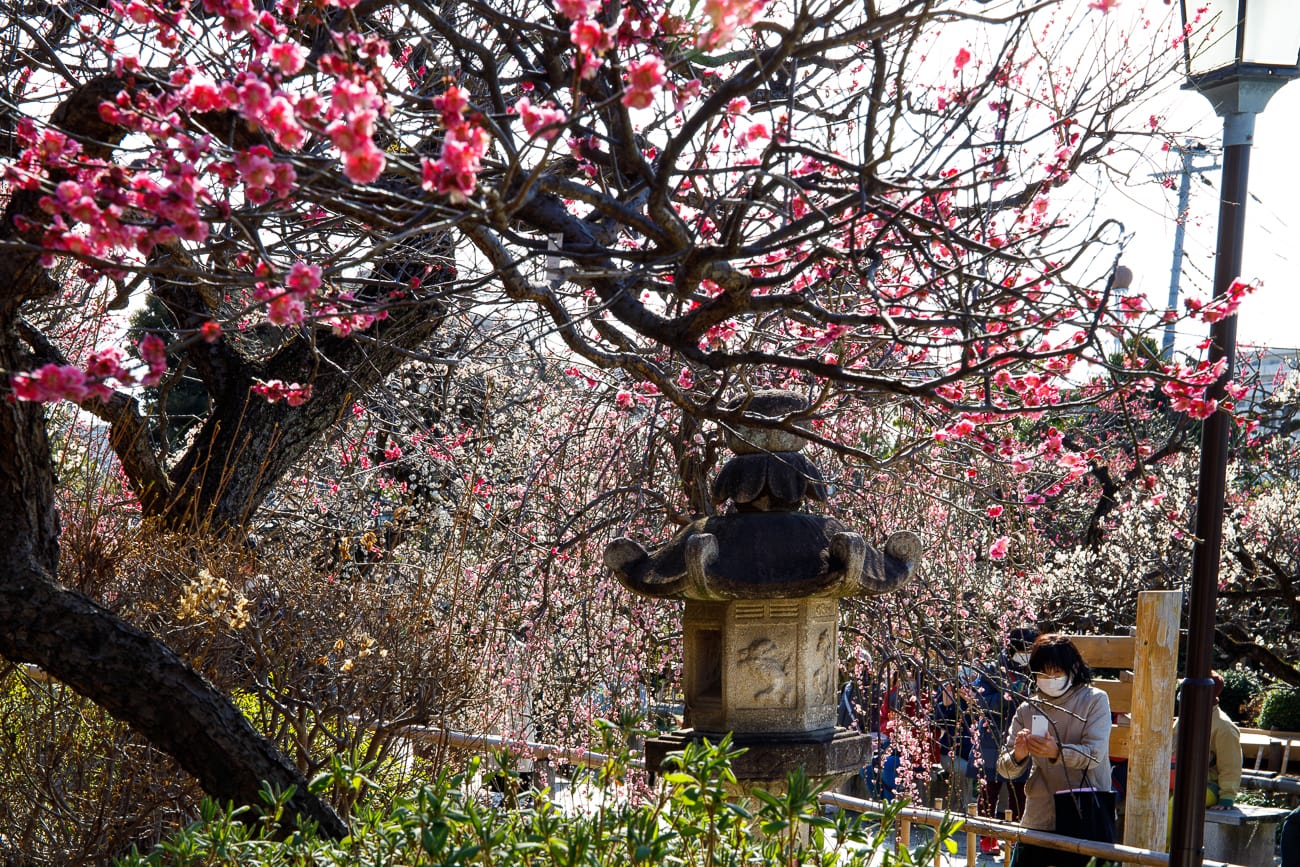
<box><xmin>1123</xmin><ymin>590</ymin><xmax>1182</xmax><ymax>852</ymax></box>
<box><xmin>934</xmin><ymin>799</ymin><xmax>943</xmax><ymax>867</ymax></box>
<box><xmin>966</xmin><ymin>805</ymin><xmax>977</xmax><ymax>867</ymax></box>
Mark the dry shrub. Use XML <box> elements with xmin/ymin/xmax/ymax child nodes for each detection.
<box><xmin>0</xmin><ymin>666</ymin><xmax>197</xmax><ymax>866</ymax></box>
<box><xmin>0</xmin><ymin>504</ymin><xmax>479</xmax><ymax>863</ymax></box>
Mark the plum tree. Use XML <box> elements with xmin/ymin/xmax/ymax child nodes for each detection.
<box><xmin>0</xmin><ymin>0</ymin><xmax>1229</xmax><ymax>833</ymax></box>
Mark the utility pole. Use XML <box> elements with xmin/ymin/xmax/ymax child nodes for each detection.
<box><xmin>1153</xmin><ymin>141</ymin><xmax>1217</xmax><ymax>359</ymax></box>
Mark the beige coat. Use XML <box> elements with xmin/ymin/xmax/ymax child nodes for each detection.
<box><xmin>1171</xmin><ymin>705</ymin><xmax>1242</xmax><ymax>804</ymax></box>
<box><xmin>996</xmin><ymin>683</ymin><xmax>1113</xmax><ymax>832</ymax></box>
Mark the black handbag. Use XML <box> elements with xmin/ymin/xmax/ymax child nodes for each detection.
<box><xmin>1008</xmin><ymin>789</ymin><xmax>1117</xmax><ymax>867</ymax></box>
<box><xmin>1053</xmin><ymin>787</ymin><xmax>1118</xmax><ymax>863</ymax></box>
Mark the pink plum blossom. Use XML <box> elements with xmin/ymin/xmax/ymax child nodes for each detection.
<box><xmin>622</xmin><ymin>57</ymin><xmax>665</xmax><ymax>109</ymax></box>
<box><xmin>343</xmin><ymin>143</ymin><xmax>385</xmax><ymax>184</ymax></box>
<box><xmin>953</xmin><ymin>47</ymin><xmax>971</xmax><ymax>76</ymax></box>
<box><xmin>514</xmin><ymin>97</ymin><xmax>567</xmax><ymax>141</ymax></box>
<box><xmin>138</xmin><ymin>334</ymin><xmax>168</xmax><ymax>386</ymax></box>
<box><xmin>12</xmin><ymin>364</ymin><xmax>91</xmax><ymax>403</ymax></box>
<box><xmin>554</xmin><ymin>0</ymin><xmax>597</xmax><ymax>19</ymax></box>
<box><xmin>701</xmin><ymin>0</ymin><xmax>768</xmax><ymax>47</ymax></box>
<box><xmin>988</xmin><ymin>537</ymin><xmax>1010</xmax><ymax>560</ymax></box>
<box><xmin>268</xmin><ymin>42</ymin><xmax>305</xmax><ymax>75</ymax></box>
<box><xmin>570</xmin><ymin>19</ymin><xmax>611</xmax><ymax>55</ymax></box>
<box><xmin>252</xmin><ymin>379</ymin><xmax>313</xmax><ymax>405</ymax></box>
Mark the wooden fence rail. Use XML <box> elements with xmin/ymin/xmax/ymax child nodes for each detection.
<box><xmin>388</xmin><ymin>722</ymin><xmax>1249</xmax><ymax>867</ymax></box>
<box><xmin>819</xmin><ymin>793</ymin><xmax>1245</xmax><ymax>867</ymax></box>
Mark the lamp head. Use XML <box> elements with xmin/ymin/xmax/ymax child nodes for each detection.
<box><xmin>1180</xmin><ymin>0</ymin><xmax>1300</xmax><ymax>86</ymax></box>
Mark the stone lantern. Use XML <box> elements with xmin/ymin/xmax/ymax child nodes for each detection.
<box><xmin>605</xmin><ymin>390</ymin><xmax>921</xmax><ymax>783</ymax></box>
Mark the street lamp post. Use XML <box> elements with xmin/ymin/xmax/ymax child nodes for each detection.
<box><xmin>1171</xmin><ymin>2</ymin><xmax>1300</xmax><ymax>864</ymax></box>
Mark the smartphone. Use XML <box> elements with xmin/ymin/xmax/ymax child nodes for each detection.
<box><xmin>1031</xmin><ymin>715</ymin><xmax>1049</xmax><ymax>737</ymax></box>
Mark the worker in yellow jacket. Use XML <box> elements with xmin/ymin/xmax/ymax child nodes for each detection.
<box><xmin>1171</xmin><ymin>672</ymin><xmax>1243</xmax><ymax>810</ymax></box>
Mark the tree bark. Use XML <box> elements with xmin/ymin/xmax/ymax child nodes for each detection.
<box><xmin>159</xmin><ymin>299</ymin><xmax>446</xmax><ymax>532</ymax></box>
<box><xmin>0</xmin><ymin>571</ymin><xmax>351</xmax><ymax>838</ymax></box>
<box><xmin>0</xmin><ymin>323</ymin><xmax>348</xmax><ymax>838</ymax></box>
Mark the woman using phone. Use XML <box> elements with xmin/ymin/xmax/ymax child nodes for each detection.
<box><xmin>996</xmin><ymin>633</ymin><xmax>1113</xmax><ymax>867</ymax></box>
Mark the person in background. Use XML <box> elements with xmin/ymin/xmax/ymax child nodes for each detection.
<box><xmin>991</xmin><ymin>627</ymin><xmax>1039</xmax><ymax>818</ymax></box>
<box><xmin>997</xmin><ymin>634</ymin><xmax>1113</xmax><ymax>867</ymax></box>
<box><xmin>962</xmin><ymin>662</ymin><xmax>1011</xmax><ymax>855</ymax></box>
<box><xmin>1280</xmin><ymin>803</ymin><xmax>1299</xmax><ymax>867</ymax></box>
<box><xmin>1000</xmin><ymin>627</ymin><xmax>1040</xmax><ymax>703</ymax></box>
<box><xmin>967</xmin><ymin>627</ymin><xmax>1039</xmax><ymax>855</ymax></box>
<box><xmin>934</xmin><ymin>664</ymin><xmax>977</xmax><ymax>811</ymax></box>
<box><xmin>1171</xmin><ymin>672</ymin><xmax>1242</xmax><ymax>811</ymax></box>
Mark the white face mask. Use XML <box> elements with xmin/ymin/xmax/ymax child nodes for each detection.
<box><xmin>1036</xmin><ymin>673</ymin><xmax>1071</xmax><ymax>697</ymax></box>
<box><xmin>1012</xmin><ymin>652</ymin><xmax>1030</xmax><ymax>667</ymax></box>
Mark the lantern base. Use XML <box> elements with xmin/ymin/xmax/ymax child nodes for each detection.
<box><xmin>644</xmin><ymin>726</ymin><xmax>871</xmax><ymax>784</ymax></box>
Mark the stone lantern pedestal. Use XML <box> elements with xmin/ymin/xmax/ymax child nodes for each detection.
<box><xmin>684</xmin><ymin>598</ymin><xmax>837</xmax><ymax>737</ymax></box>
<box><xmin>605</xmin><ymin>390</ymin><xmax>921</xmax><ymax>787</ymax></box>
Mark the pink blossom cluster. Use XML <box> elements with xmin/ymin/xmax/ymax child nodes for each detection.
<box><xmin>3</xmin><ymin>119</ymin><xmax>80</xmax><ymax>184</ymax></box>
<box><xmin>6</xmin><ymin>119</ymin><xmax>214</xmax><ymax>264</ymax></box>
<box><xmin>554</xmin><ymin>0</ymin><xmax>598</xmax><ymax>18</ymax></box>
<box><xmin>557</xmin><ymin>0</ymin><xmax>614</xmax><ymax>78</ymax></box>
<box><xmin>317</xmin><ymin>292</ymin><xmax>386</xmax><ymax>336</ymax></box>
<box><xmin>327</xmin><ymin>75</ymin><xmax>388</xmax><ymax>184</ymax></box>
<box><xmin>1184</xmin><ymin>278</ymin><xmax>1255</xmax><ymax>324</ymax></box>
<box><xmin>612</xmin><ymin>381</ymin><xmax>659</xmax><ymax>409</ymax></box>
<box><xmin>739</xmin><ymin>122</ymin><xmax>770</xmax><ymax>147</ymax></box>
<box><xmin>991</xmin><ymin>368</ymin><xmax>1062</xmax><ymax>408</ymax></box>
<box><xmin>562</xmin><ymin>366</ymin><xmax>600</xmax><ymax>388</ymax></box>
<box><xmin>113</xmin><ymin>0</ymin><xmax>185</xmax><ymax>48</ymax></box>
<box><xmin>421</xmin><ymin>86</ymin><xmax>490</xmax><ymax>204</ymax></box>
<box><xmin>622</xmin><ymin>57</ymin><xmax>666</xmax><ymax>110</ymax></box>
<box><xmin>251</xmin><ymin>379</ymin><xmax>313</xmax><ymax>406</ymax></box>
<box><xmin>252</xmin><ymin>260</ymin><xmax>322</xmax><ymax>326</ymax></box>
<box><xmin>1117</xmin><ymin>294</ymin><xmax>1147</xmax><ymax>321</ymax></box>
<box><xmin>988</xmin><ymin>536</ymin><xmax>1010</xmax><ymax>559</ymax></box>
<box><xmin>513</xmin><ymin>97</ymin><xmax>568</xmax><ymax>141</ymax></box>
<box><xmin>703</xmin><ymin>320</ymin><xmax>737</xmax><ymax>348</ymax></box>
<box><xmin>227</xmin><ymin>145</ymin><xmax>297</xmax><ymax>205</ymax></box>
<box><xmin>238</xmin><ymin>76</ymin><xmax>307</xmax><ymax>150</ymax></box>
<box><xmin>1161</xmin><ymin>358</ymin><xmax>1228</xmax><ymax>419</ymax></box>
<box><xmin>570</xmin><ymin>20</ymin><xmax>612</xmax><ymax>78</ymax></box>
<box><xmin>700</xmin><ymin>0</ymin><xmax>768</xmax><ymax>47</ymax></box>
<box><xmin>11</xmin><ymin>335</ymin><xmax>168</xmax><ymax>405</ymax></box>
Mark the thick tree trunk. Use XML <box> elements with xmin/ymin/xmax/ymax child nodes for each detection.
<box><xmin>0</xmin><ymin>75</ymin><xmax>354</xmax><ymax>842</ymax></box>
<box><xmin>0</xmin><ymin>572</ymin><xmax>349</xmax><ymax>839</ymax></box>
<box><xmin>160</xmin><ymin>300</ymin><xmax>447</xmax><ymax>532</ymax></box>
<box><xmin>0</xmin><ymin>323</ymin><xmax>347</xmax><ymax>840</ymax></box>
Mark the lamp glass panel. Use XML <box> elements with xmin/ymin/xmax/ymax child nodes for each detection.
<box><xmin>1185</xmin><ymin>0</ymin><xmax>1300</xmax><ymax>74</ymax></box>
<box><xmin>1185</xmin><ymin>0</ymin><xmax>1239</xmax><ymax>75</ymax></box>
<box><xmin>1240</xmin><ymin>0</ymin><xmax>1300</xmax><ymax>66</ymax></box>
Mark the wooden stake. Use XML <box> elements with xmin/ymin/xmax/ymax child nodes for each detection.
<box><xmin>1124</xmin><ymin>590</ymin><xmax>1181</xmax><ymax>852</ymax></box>
<box><xmin>966</xmin><ymin>805</ymin><xmax>978</xmax><ymax>867</ymax></box>
<box><xmin>1004</xmin><ymin>810</ymin><xmax>1014</xmax><ymax>866</ymax></box>
<box><xmin>935</xmin><ymin>799</ymin><xmax>944</xmax><ymax>867</ymax></box>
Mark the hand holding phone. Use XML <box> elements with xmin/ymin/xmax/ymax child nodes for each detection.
<box><xmin>1031</xmin><ymin>715</ymin><xmax>1049</xmax><ymax>737</ymax></box>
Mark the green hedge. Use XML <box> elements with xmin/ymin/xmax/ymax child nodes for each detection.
<box><xmin>1257</xmin><ymin>686</ymin><xmax>1300</xmax><ymax>732</ymax></box>
<box><xmin>1218</xmin><ymin>668</ymin><xmax>1265</xmax><ymax>724</ymax></box>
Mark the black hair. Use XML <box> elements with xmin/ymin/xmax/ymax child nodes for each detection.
<box><xmin>1027</xmin><ymin>633</ymin><xmax>1092</xmax><ymax>685</ymax></box>
<box><xmin>1007</xmin><ymin>626</ymin><xmax>1040</xmax><ymax>653</ymax></box>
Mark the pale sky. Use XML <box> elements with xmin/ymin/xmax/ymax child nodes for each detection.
<box><xmin>1116</xmin><ymin>61</ymin><xmax>1300</xmax><ymax>357</ymax></box>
